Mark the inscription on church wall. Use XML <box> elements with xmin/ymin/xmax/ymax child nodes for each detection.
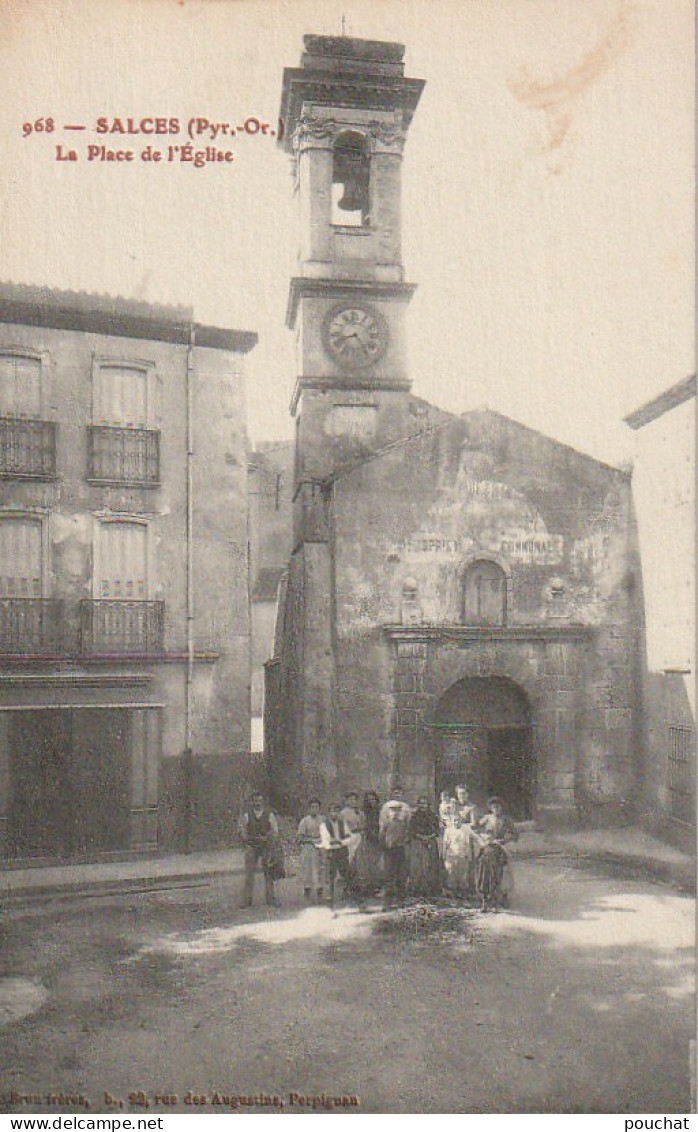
<box><xmin>499</xmin><ymin>530</ymin><xmax>563</xmax><ymax>565</ymax></box>
<box><xmin>463</xmin><ymin>479</ymin><xmax>513</xmax><ymax>501</ymax></box>
<box><xmin>405</xmin><ymin>534</ymin><xmax>459</xmax><ymax>555</ymax></box>
<box><xmin>402</xmin><ymin>527</ymin><xmax>564</xmax><ymax>565</ymax></box>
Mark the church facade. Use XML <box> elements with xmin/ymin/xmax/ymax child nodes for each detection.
<box><xmin>265</xmin><ymin>35</ymin><xmax>643</xmax><ymax>826</ymax></box>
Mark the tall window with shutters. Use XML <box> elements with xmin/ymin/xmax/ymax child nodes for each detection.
<box><xmin>81</xmin><ymin>519</ymin><xmax>164</xmax><ymax>654</ymax></box>
<box><xmin>0</xmin><ymin>517</ymin><xmax>42</xmax><ymax>599</ymax></box>
<box><xmin>94</xmin><ymin>363</ymin><xmax>149</xmax><ymax>429</ymax></box>
<box><xmin>0</xmin><ymin>352</ymin><xmax>56</xmax><ymax>478</ymax></box>
<box><xmin>88</xmin><ymin>362</ymin><xmax>159</xmax><ymax>485</ymax></box>
<box><xmin>0</xmin><ymin>516</ymin><xmax>59</xmax><ymax>652</ymax></box>
<box><xmin>98</xmin><ymin>519</ymin><xmax>148</xmax><ymax>601</ymax></box>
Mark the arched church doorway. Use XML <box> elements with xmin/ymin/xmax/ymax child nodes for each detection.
<box><xmin>431</xmin><ymin>676</ymin><xmax>534</xmax><ymax>819</ymax></box>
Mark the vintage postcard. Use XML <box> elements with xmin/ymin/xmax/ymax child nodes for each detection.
<box><xmin>0</xmin><ymin>0</ymin><xmax>694</xmax><ymax>1119</ymax></box>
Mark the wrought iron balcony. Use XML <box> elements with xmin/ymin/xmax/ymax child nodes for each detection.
<box><xmin>80</xmin><ymin>599</ymin><xmax>165</xmax><ymax>655</ymax></box>
<box><xmin>0</xmin><ymin>416</ymin><xmax>57</xmax><ymax>478</ymax></box>
<box><xmin>87</xmin><ymin>426</ymin><xmax>160</xmax><ymax>486</ymax></box>
<box><xmin>0</xmin><ymin>598</ymin><xmax>64</xmax><ymax>654</ymax></box>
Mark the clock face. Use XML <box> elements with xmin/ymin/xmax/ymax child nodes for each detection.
<box><xmin>323</xmin><ymin>304</ymin><xmax>388</xmax><ymax>368</ymax></box>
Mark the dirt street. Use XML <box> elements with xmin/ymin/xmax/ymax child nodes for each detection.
<box><xmin>0</xmin><ymin>854</ymin><xmax>694</xmax><ymax>1114</ymax></box>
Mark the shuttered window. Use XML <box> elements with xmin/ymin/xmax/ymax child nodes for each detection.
<box><xmin>0</xmin><ymin>517</ymin><xmax>42</xmax><ymax>597</ymax></box>
<box><xmin>94</xmin><ymin>365</ymin><xmax>148</xmax><ymax>428</ymax></box>
<box><xmin>98</xmin><ymin>521</ymin><xmax>148</xmax><ymax>600</ymax></box>
<box><xmin>0</xmin><ymin>355</ymin><xmax>42</xmax><ymax>418</ymax></box>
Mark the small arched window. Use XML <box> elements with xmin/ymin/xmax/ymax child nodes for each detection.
<box><xmin>462</xmin><ymin>560</ymin><xmax>507</xmax><ymax>626</ymax></box>
<box><xmin>331</xmin><ymin>131</ymin><xmax>370</xmax><ymax>228</ymax></box>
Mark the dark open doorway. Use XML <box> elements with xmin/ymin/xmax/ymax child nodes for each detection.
<box><xmin>8</xmin><ymin>708</ymin><xmax>132</xmax><ymax>859</ymax></box>
<box><xmin>432</xmin><ymin>677</ymin><xmax>535</xmax><ymax>819</ymax></box>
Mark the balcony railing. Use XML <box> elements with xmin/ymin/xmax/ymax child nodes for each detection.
<box><xmin>0</xmin><ymin>598</ymin><xmax>64</xmax><ymax>654</ymax></box>
<box><xmin>0</xmin><ymin>417</ymin><xmax>56</xmax><ymax>478</ymax></box>
<box><xmin>80</xmin><ymin>599</ymin><xmax>165</xmax><ymax>655</ymax></box>
<box><xmin>87</xmin><ymin>426</ymin><xmax>160</xmax><ymax>486</ymax></box>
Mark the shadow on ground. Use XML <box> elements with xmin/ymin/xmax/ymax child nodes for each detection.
<box><xmin>0</xmin><ymin>857</ymin><xmax>694</xmax><ymax>1114</ymax></box>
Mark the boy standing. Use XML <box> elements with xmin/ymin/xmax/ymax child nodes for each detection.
<box><xmin>340</xmin><ymin>791</ymin><xmax>363</xmax><ymax>863</ymax></box>
<box><xmin>297</xmin><ymin>798</ymin><xmax>326</xmax><ymax>904</ymax></box>
<box><xmin>319</xmin><ymin>802</ymin><xmax>354</xmax><ymax>909</ymax></box>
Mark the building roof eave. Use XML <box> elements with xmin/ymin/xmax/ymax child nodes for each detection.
<box><xmin>624</xmin><ymin>375</ymin><xmax>696</xmax><ymax>429</ymax></box>
<box><xmin>0</xmin><ymin>281</ymin><xmax>257</xmax><ymax>353</ymax></box>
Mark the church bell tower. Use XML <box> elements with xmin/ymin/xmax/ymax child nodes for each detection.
<box><xmin>279</xmin><ymin>35</ymin><xmax>424</xmax><ymax>539</ymax></box>
<box><xmin>274</xmin><ymin>36</ymin><xmax>424</xmax><ymax>803</ymax></box>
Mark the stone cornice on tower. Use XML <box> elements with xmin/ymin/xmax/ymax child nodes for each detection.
<box><xmin>278</xmin><ymin>34</ymin><xmax>424</xmax><ymax>155</ymax></box>
<box><xmin>285</xmin><ymin>277</ymin><xmax>417</xmax><ymax>329</ymax></box>
<box><xmin>291</xmin><ymin>114</ymin><xmax>408</xmax><ymax>155</ymax></box>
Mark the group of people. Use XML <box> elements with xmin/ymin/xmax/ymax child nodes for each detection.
<box><xmin>240</xmin><ymin>785</ymin><xmax>518</xmax><ymax>914</ymax></box>
<box><xmin>439</xmin><ymin>785</ymin><xmax>518</xmax><ymax>911</ymax></box>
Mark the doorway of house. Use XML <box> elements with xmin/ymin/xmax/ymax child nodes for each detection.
<box><xmin>8</xmin><ymin>708</ymin><xmax>132</xmax><ymax>859</ymax></box>
<box><xmin>432</xmin><ymin>677</ymin><xmax>534</xmax><ymax>819</ymax></box>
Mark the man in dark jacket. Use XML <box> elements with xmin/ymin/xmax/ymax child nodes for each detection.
<box><xmin>240</xmin><ymin>791</ymin><xmax>279</xmax><ymax>908</ymax></box>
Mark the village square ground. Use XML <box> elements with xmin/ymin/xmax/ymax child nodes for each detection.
<box><xmin>0</xmin><ymin>841</ymin><xmax>694</xmax><ymax>1116</ymax></box>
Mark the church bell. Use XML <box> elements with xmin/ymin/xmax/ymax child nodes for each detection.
<box><xmin>333</xmin><ymin>144</ymin><xmax>370</xmax><ymax>215</ymax></box>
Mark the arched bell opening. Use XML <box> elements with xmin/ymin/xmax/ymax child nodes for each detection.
<box><xmin>331</xmin><ymin>130</ymin><xmax>370</xmax><ymax>227</ymax></box>
<box><xmin>431</xmin><ymin>675</ymin><xmax>535</xmax><ymax>819</ymax></box>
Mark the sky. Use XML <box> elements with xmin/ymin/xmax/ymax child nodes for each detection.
<box><xmin>0</xmin><ymin>0</ymin><xmax>694</xmax><ymax>464</ymax></box>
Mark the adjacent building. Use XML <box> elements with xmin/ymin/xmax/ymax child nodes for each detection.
<box><xmin>0</xmin><ymin>283</ymin><xmax>256</xmax><ymax>861</ymax></box>
<box><xmin>265</xmin><ymin>35</ymin><xmax>645</xmax><ymax>825</ymax></box>
<box><xmin>625</xmin><ymin>376</ymin><xmax>696</xmax><ymax>848</ymax></box>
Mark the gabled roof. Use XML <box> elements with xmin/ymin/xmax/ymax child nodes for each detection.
<box><xmin>330</xmin><ymin>403</ymin><xmax>628</xmax><ymax>485</ymax></box>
